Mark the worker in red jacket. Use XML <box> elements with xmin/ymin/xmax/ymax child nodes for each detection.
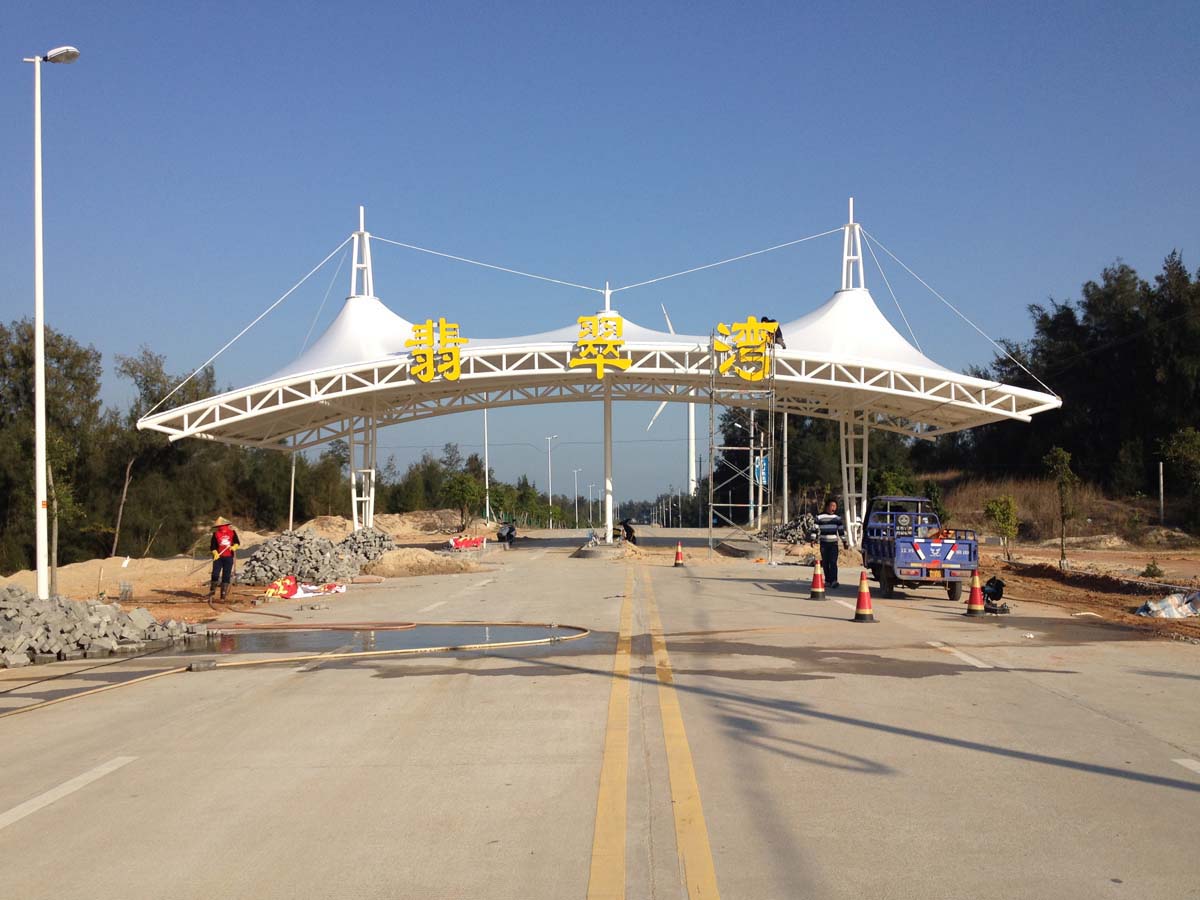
<box><xmin>208</xmin><ymin>516</ymin><xmax>241</xmax><ymax>600</ymax></box>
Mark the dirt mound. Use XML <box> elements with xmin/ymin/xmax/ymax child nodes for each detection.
<box><xmin>374</xmin><ymin>510</ymin><xmax>487</xmax><ymax>536</ymax></box>
<box><xmin>362</xmin><ymin>548</ymin><xmax>478</xmax><ymax>577</ymax></box>
<box><xmin>297</xmin><ymin>516</ymin><xmax>355</xmax><ymax>541</ymax></box>
<box><xmin>1141</xmin><ymin>527</ymin><xmax>1197</xmax><ymax>549</ymax></box>
<box><xmin>0</xmin><ymin>556</ymin><xmax>209</xmax><ymax>602</ymax></box>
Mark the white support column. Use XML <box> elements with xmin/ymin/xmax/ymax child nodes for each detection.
<box><xmin>483</xmin><ymin>408</ymin><xmax>492</xmax><ymax>522</ymax></box>
<box><xmin>746</xmin><ymin>411</ymin><xmax>756</xmax><ymax>529</ymax></box>
<box><xmin>782</xmin><ymin>411</ymin><xmax>789</xmax><ymax>523</ymax></box>
<box><xmin>348</xmin><ymin>424</ymin><xmax>359</xmax><ymax>530</ymax></box>
<box><xmin>839</xmin><ymin>410</ymin><xmax>870</xmax><ymax>547</ymax></box>
<box><xmin>349</xmin><ymin>417</ymin><xmax>378</xmax><ymax>531</ymax></box>
<box><xmin>288</xmin><ymin>449</ymin><xmax>296</xmax><ymax>532</ymax></box>
<box><xmin>687</xmin><ymin>398</ymin><xmax>697</xmax><ymax>495</ymax></box>
<box><xmin>604</xmin><ymin>381</ymin><xmax>614</xmax><ymax>544</ymax></box>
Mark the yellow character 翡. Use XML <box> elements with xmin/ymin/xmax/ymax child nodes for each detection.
<box><xmin>406</xmin><ymin>318</ymin><xmax>468</xmax><ymax>383</ymax></box>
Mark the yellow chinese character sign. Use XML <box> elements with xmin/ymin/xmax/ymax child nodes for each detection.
<box><xmin>406</xmin><ymin>318</ymin><xmax>468</xmax><ymax>383</ymax></box>
<box><xmin>713</xmin><ymin>316</ymin><xmax>778</xmax><ymax>382</ymax></box>
<box><xmin>569</xmin><ymin>314</ymin><xmax>631</xmax><ymax>379</ymax></box>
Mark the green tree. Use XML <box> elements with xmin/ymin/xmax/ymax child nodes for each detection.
<box><xmin>0</xmin><ymin>320</ymin><xmax>104</xmax><ymax>573</ymax></box>
<box><xmin>1043</xmin><ymin>446</ymin><xmax>1079</xmax><ymax>568</ymax></box>
<box><xmin>1162</xmin><ymin>427</ymin><xmax>1200</xmax><ymax>528</ymax></box>
<box><xmin>922</xmin><ymin>479</ymin><xmax>949</xmax><ymax>525</ymax></box>
<box><xmin>983</xmin><ymin>495</ymin><xmax>1019</xmax><ymax>561</ymax></box>
<box><xmin>441</xmin><ymin>472</ymin><xmax>483</xmax><ymax>529</ymax></box>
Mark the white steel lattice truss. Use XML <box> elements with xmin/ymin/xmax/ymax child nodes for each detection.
<box><xmin>139</xmin><ymin>205</ymin><xmax>1061</xmax><ymax>545</ymax></box>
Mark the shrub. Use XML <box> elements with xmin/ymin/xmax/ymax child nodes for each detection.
<box><xmin>983</xmin><ymin>495</ymin><xmax>1019</xmax><ymax>560</ymax></box>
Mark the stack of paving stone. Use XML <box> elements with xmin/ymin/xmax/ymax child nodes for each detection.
<box><xmin>336</xmin><ymin>527</ymin><xmax>395</xmax><ymax>563</ymax></box>
<box><xmin>0</xmin><ymin>584</ymin><xmax>205</xmax><ymax>668</ymax></box>
<box><xmin>238</xmin><ymin>528</ymin><xmax>394</xmax><ymax>586</ymax></box>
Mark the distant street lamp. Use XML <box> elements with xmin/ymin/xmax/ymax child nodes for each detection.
<box><xmin>588</xmin><ymin>483</ymin><xmax>596</xmax><ymax>524</ymax></box>
<box><xmin>545</xmin><ymin>435</ymin><xmax>558</xmax><ymax>528</ymax></box>
<box><xmin>24</xmin><ymin>45</ymin><xmax>80</xmax><ymax>601</ymax></box>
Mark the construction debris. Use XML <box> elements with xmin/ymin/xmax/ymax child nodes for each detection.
<box><xmin>238</xmin><ymin>528</ymin><xmax>395</xmax><ymax>586</ymax></box>
<box><xmin>0</xmin><ymin>584</ymin><xmax>201</xmax><ymax>668</ymax></box>
<box><xmin>1136</xmin><ymin>592</ymin><xmax>1200</xmax><ymax>619</ymax></box>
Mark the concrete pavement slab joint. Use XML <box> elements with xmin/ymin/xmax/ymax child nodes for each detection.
<box><xmin>0</xmin><ymin>756</ymin><xmax>137</xmax><ymax>832</ymax></box>
<box><xmin>642</xmin><ymin>566</ymin><xmax>722</xmax><ymax>900</ymax></box>
<box><xmin>587</xmin><ymin>569</ymin><xmax>635</xmax><ymax>900</ymax></box>
<box><xmin>926</xmin><ymin>641</ymin><xmax>997</xmax><ymax>670</ymax></box>
<box><xmin>1173</xmin><ymin>759</ymin><xmax>1200</xmax><ymax>776</ymax></box>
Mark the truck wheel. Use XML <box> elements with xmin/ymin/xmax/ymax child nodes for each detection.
<box><xmin>947</xmin><ymin>581</ymin><xmax>963</xmax><ymax>603</ymax></box>
<box><xmin>878</xmin><ymin>568</ymin><xmax>896</xmax><ymax>599</ymax></box>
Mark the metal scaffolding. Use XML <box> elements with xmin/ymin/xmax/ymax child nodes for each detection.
<box><xmin>707</xmin><ymin>344</ymin><xmax>776</xmax><ymax>560</ymax></box>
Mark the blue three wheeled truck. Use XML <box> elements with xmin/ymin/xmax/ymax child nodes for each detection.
<box><xmin>860</xmin><ymin>496</ymin><xmax>979</xmax><ymax>602</ymax></box>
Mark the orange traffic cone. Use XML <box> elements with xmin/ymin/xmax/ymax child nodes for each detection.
<box><xmin>853</xmin><ymin>570</ymin><xmax>876</xmax><ymax>623</ymax></box>
<box><xmin>809</xmin><ymin>564</ymin><xmax>826</xmax><ymax>600</ymax></box>
<box><xmin>964</xmin><ymin>571</ymin><xmax>986</xmax><ymax>617</ymax></box>
<box><xmin>674</xmin><ymin>541</ymin><xmax>684</xmax><ymax>567</ymax></box>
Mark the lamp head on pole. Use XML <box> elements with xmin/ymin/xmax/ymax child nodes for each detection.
<box><xmin>45</xmin><ymin>46</ymin><xmax>80</xmax><ymax>64</ymax></box>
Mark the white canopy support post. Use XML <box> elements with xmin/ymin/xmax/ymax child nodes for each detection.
<box><xmin>288</xmin><ymin>446</ymin><xmax>297</xmax><ymax>531</ymax></box>
<box><xmin>841</xmin><ymin>197</ymin><xmax>866</xmax><ymax>291</ymax></box>
<box><xmin>350</xmin><ymin>205</ymin><xmax>374</xmax><ymax>298</ymax></box>
<box><xmin>483</xmin><ymin>408</ymin><xmax>491</xmax><ymax>522</ymax></box>
<box><xmin>687</xmin><ymin>398</ymin><xmax>697</xmax><ymax>495</ymax></box>
<box><xmin>839</xmin><ymin>409</ymin><xmax>870</xmax><ymax>547</ymax></box>
<box><xmin>604</xmin><ymin>380</ymin><xmax>614</xmax><ymax>543</ymax></box>
<box><xmin>349</xmin><ymin>417</ymin><xmax>378</xmax><ymax>531</ymax></box>
<box><xmin>782</xmin><ymin>411</ymin><xmax>789</xmax><ymax>523</ymax></box>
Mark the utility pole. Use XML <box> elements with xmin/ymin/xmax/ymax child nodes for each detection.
<box><xmin>1160</xmin><ymin>461</ymin><xmax>1165</xmax><ymax>525</ymax></box>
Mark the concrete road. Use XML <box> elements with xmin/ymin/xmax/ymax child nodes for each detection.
<box><xmin>1</xmin><ymin>541</ymin><xmax>1198</xmax><ymax>899</ymax></box>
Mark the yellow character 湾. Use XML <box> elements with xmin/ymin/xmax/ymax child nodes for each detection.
<box><xmin>713</xmin><ymin>316</ymin><xmax>778</xmax><ymax>382</ymax></box>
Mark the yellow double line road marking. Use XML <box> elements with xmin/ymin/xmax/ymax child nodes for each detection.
<box><xmin>587</xmin><ymin>570</ymin><xmax>635</xmax><ymax>900</ymax></box>
<box><xmin>587</xmin><ymin>566</ymin><xmax>720</xmax><ymax>900</ymax></box>
<box><xmin>643</xmin><ymin>567</ymin><xmax>721</xmax><ymax>900</ymax></box>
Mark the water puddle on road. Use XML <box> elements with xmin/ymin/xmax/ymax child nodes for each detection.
<box><xmin>199</xmin><ymin>624</ymin><xmax>587</xmax><ymax>656</ymax></box>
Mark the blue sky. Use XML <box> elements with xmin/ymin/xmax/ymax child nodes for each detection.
<box><xmin>2</xmin><ymin>1</ymin><xmax>1198</xmax><ymax>501</ymax></box>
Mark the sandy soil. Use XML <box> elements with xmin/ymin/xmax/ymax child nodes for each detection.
<box><xmin>982</xmin><ymin>552</ymin><xmax>1200</xmax><ymax>641</ymax></box>
<box><xmin>363</xmin><ymin>548</ymin><xmax>479</xmax><ymax>577</ymax></box>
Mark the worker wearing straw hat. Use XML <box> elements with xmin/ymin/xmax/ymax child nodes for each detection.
<box><xmin>208</xmin><ymin>517</ymin><xmax>241</xmax><ymax>600</ymax></box>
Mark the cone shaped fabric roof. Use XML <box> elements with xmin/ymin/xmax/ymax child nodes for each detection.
<box><xmin>270</xmin><ymin>295</ymin><xmax>415</xmax><ymax>380</ymax></box>
<box><xmin>778</xmin><ymin>287</ymin><xmax>949</xmax><ymax>375</ymax></box>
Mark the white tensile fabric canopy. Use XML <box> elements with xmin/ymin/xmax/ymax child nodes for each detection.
<box><xmin>138</xmin><ymin>207</ymin><xmax>1060</xmax><ymax>541</ymax></box>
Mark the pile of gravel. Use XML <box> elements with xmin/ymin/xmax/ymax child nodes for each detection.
<box><xmin>0</xmin><ymin>584</ymin><xmax>203</xmax><ymax>669</ymax></box>
<box><xmin>238</xmin><ymin>528</ymin><xmax>395</xmax><ymax>586</ymax></box>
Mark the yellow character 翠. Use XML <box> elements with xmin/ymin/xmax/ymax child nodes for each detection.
<box><xmin>406</xmin><ymin>319</ymin><xmax>438</xmax><ymax>383</ymax></box>
<box><xmin>406</xmin><ymin>318</ymin><xmax>469</xmax><ymax>383</ymax></box>
<box><xmin>569</xmin><ymin>314</ymin><xmax>631</xmax><ymax>379</ymax></box>
<box><xmin>436</xmin><ymin>318</ymin><xmax>467</xmax><ymax>381</ymax></box>
<box><xmin>713</xmin><ymin>316</ymin><xmax>778</xmax><ymax>382</ymax></box>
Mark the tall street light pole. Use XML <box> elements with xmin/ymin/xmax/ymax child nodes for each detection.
<box><xmin>545</xmin><ymin>434</ymin><xmax>558</xmax><ymax>528</ymax></box>
<box><xmin>24</xmin><ymin>45</ymin><xmax>80</xmax><ymax>601</ymax></box>
<box><xmin>572</xmin><ymin>468</ymin><xmax>582</xmax><ymax>529</ymax></box>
